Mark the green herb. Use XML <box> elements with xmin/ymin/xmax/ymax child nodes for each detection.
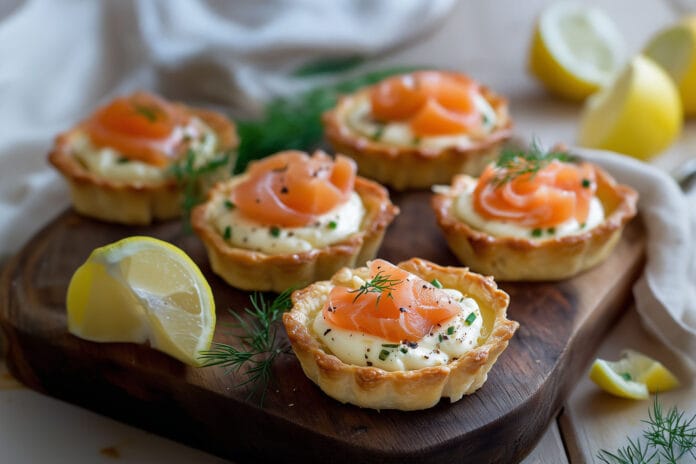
<box><xmin>327</xmin><ymin>220</ymin><xmax>338</xmax><ymax>230</ymax></box>
<box><xmin>198</xmin><ymin>289</ymin><xmax>294</xmax><ymax>405</ymax></box>
<box><xmin>348</xmin><ymin>271</ymin><xmax>402</xmax><ymax>306</ymax></box>
<box><xmin>224</xmin><ymin>200</ymin><xmax>235</xmax><ymax>210</ymax></box>
<box><xmin>223</xmin><ymin>225</ymin><xmax>231</xmax><ymax>240</ymax></box>
<box><xmin>170</xmin><ymin>148</ymin><xmax>231</xmax><ymax>232</ymax></box>
<box><xmin>430</xmin><ymin>278</ymin><xmax>443</xmax><ymax>289</ymax></box>
<box><xmin>547</xmin><ymin>227</ymin><xmax>556</xmax><ymax>235</ymax></box>
<box><xmin>116</xmin><ymin>157</ymin><xmax>130</xmax><ymax>164</ymax></box>
<box><xmin>234</xmin><ymin>66</ymin><xmax>423</xmax><ymax>174</ymax></box>
<box><xmin>581</xmin><ymin>222</ymin><xmax>587</xmax><ymax>229</ymax></box>
<box><xmin>597</xmin><ymin>396</ymin><xmax>696</xmax><ymax>463</ymax></box>
<box><xmin>531</xmin><ymin>228</ymin><xmax>543</xmax><ymax>238</ymax></box>
<box><xmin>620</xmin><ymin>372</ymin><xmax>632</xmax><ymax>381</ymax></box>
<box><xmin>447</xmin><ymin>326</ymin><xmax>455</xmax><ymax>335</ymax></box>
<box><xmin>381</xmin><ymin>343</ymin><xmax>399</xmax><ymax>348</ymax></box>
<box><xmin>412</xmin><ymin>136</ymin><xmax>421</xmax><ymax>146</ymax></box>
<box><xmin>270</xmin><ymin>226</ymin><xmax>281</xmax><ymax>238</ymax></box>
<box><xmin>372</xmin><ymin>125</ymin><xmax>385</xmax><ymax>141</ymax></box>
<box><xmin>132</xmin><ymin>103</ymin><xmax>159</xmax><ymax>122</ymax></box>
<box><xmin>482</xmin><ymin>113</ymin><xmax>491</xmax><ymax>125</ymax></box>
<box><xmin>464</xmin><ymin>312</ymin><xmax>477</xmax><ymax>326</ymax></box>
<box><xmin>292</xmin><ymin>55</ymin><xmax>366</xmax><ymax>77</ymax></box>
<box><xmin>582</xmin><ymin>178</ymin><xmax>592</xmax><ymax>188</ymax></box>
<box><xmin>378</xmin><ymin>349</ymin><xmax>390</xmax><ymax>361</ymax></box>
<box><xmin>492</xmin><ymin>140</ymin><xmax>574</xmax><ymax>187</ymax></box>
<box><xmin>400</xmin><ymin>347</ymin><xmax>408</xmax><ymax>354</ymax></box>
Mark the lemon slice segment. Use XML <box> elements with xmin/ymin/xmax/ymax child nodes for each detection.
<box><xmin>589</xmin><ymin>350</ymin><xmax>680</xmax><ymax>400</ymax></box>
<box><xmin>578</xmin><ymin>54</ymin><xmax>683</xmax><ymax>160</ymax></box>
<box><xmin>67</xmin><ymin>236</ymin><xmax>215</xmax><ymax>366</ymax></box>
<box><xmin>644</xmin><ymin>16</ymin><xmax>696</xmax><ymax>116</ymax></box>
<box><xmin>528</xmin><ymin>1</ymin><xmax>625</xmax><ymax>101</ymax></box>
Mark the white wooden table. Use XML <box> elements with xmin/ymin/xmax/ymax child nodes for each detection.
<box><xmin>1</xmin><ymin>0</ymin><xmax>695</xmax><ymax>462</ymax></box>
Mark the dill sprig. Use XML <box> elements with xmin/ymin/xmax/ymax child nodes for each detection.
<box><xmin>598</xmin><ymin>396</ymin><xmax>696</xmax><ymax>463</ymax></box>
<box><xmin>234</xmin><ymin>66</ymin><xmax>423</xmax><ymax>174</ymax></box>
<box><xmin>349</xmin><ymin>271</ymin><xmax>402</xmax><ymax>305</ymax></box>
<box><xmin>491</xmin><ymin>141</ymin><xmax>574</xmax><ymax>187</ymax></box>
<box><xmin>170</xmin><ymin>148</ymin><xmax>231</xmax><ymax>231</ymax></box>
<box><xmin>198</xmin><ymin>288</ymin><xmax>294</xmax><ymax>405</ymax></box>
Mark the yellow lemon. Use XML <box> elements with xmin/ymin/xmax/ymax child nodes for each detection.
<box><xmin>644</xmin><ymin>16</ymin><xmax>696</xmax><ymax>117</ymax></box>
<box><xmin>589</xmin><ymin>350</ymin><xmax>680</xmax><ymax>400</ymax></box>
<box><xmin>67</xmin><ymin>236</ymin><xmax>215</xmax><ymax>366</ymax></box>
<box><xmin>528</xmin><ymin>1</ymin><xmax>625</xmax><ymax>101</ymax></box>
<box><xmin>578</xmin><ymin>55</ymin><xmax>683</xmax><ymax>160</ymax></box>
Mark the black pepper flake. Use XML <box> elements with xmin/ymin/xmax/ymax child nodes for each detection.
<box><xmin>366</xmin><ymin>361</ymin><xmax>373</xmax><ymax>366</ymax></box>
<box><xmin>366</xmin><ymin>348</ymin><xmax>371</xmax><ymax>352</ymax></box>
<box><xmin>423</xmin><ymin>355</ymin><xmax>429</xmax><ymax>360</ymax></box>
<box><xmin>280</xmin><ymin>186</ymin><xmax>289</xmax><ymax>194</ymax></box>
<box><xmin>364</xmin><ymin>354</ymin><xmax>368</xmax><ymax>359</ymax></box>
<box><xmin>323</xmin><ymin>328</ymin><xmax>332</xmax><ymax>336</ymax></box>
<box><xmin>407</xmin><ymin>341</ymin><xmax>418</xmax><ymax>349</ymax></box>
<box><xmin>255</xmin><ymin>198</ymin><xmax>261</xmax><ymax>204</ymax></box>
<box><xmin>399</xmin><ymin>307</ymin><xmax>408</xmax><ymax>313</ymax></box>
<box><xmin>378</xmin><ymin>349</ymin><xmax>390</xmax><ymax>361</ymax></box>
<box><xmin>270</xmin><ymin>226</ymin><xmax>281</xmax><ymax>237</ymax></box>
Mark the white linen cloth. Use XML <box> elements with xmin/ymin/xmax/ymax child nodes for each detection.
<box><xmin>0</xmin><ymin>0</ymin><xmax>694</xmax><ymax>371</ymax></box>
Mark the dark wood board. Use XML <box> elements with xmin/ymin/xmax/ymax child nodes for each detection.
<box><xmin>0</xmin><ymin>191</ymin><xmax>645</xmax><ymax>463</ymax></box>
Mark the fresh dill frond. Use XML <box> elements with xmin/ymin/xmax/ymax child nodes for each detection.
<box><xmin>491</xmin><ymin>140</ymin><xmax>575</xmax><ymax>187</ymax></box>
<box><xmin>597</xmin><ymin>396</ymin><xmax>696</xmax><ymax>464</ymax></box>
<box><xmin>198</xmin><ymin>288</ymin><xmax>294</xmax><ymax>405</ymax></box>
<box><xmin>348</xmin><ymin>271</ymin><xmax>402</xmax><ymax>305</ymax></box>
<box><xmin>169</xmin><ymin>148</ymin><xmax>231</xmax><ymax>232</ymax></box>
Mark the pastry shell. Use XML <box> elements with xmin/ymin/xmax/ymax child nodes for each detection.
<box><xmin>431</xmin><ymin>167</ymin><xmax>639</xmax><ymax>281</ymax></box>
<box><xmin>282</xmin><ymin>258</ymin><xmax>518</xmax><ymax>411</ymax></box>
<box><xmin>48</xmin><ymin>107</ymin><xmax>238</xmax><ymax>225</ymax></box>
<box><xmin>322</xmin><ymin>85</ymin><xmax>512</xmax><ymax>191</ymax></box>
<box><xmin>191</xmin><ymin>175</ymin><xmax>399</xmax><ymax>293</ymax></box>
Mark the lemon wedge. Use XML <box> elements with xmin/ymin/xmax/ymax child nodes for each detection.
<box><xmin>528</xmin><ymin>1</ymin><xmax>625</xmax><ymax>101</ymax></box>
<box><xmin>67</xmin><ymin>236</ymin><xmax>215</xmax><ymax>366</ymax></box>
<box><xmin>589</xmin><ymin>350</ymin><xmax>680</xmax><ymax>400</ymax></box>
<box><xmin>644</xmin><ymin>16</ymin><xmax>696</xmax><ymax>117</ymax></box>
<box><xmin>578</xmin><ymin>54</ymin><xmax>683</xmax><ymax>160</ymax></box>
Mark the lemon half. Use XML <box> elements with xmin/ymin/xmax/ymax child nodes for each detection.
<box><xmin>528</xmin><ymin>1</ymin><xmax>625</xmax><ymax>101</ymax></box>
<box><xmin>67</xmin><ymin>236</ymin><xmax>215</xmax><ymax>366</ymax></box>
<box><xmin>589</xmin><ymin>350</ymin><xmax>680</xmax><ymax>400</ymax></box>
<box><xmin>644</xmin><ymin>16</ymin><xmax>696</xmax><ymax>117</ymax></box>
<box><xmin>578</xmin><ymin>54</ymin><xmax>683</xmax><ymax>160</ymax></box>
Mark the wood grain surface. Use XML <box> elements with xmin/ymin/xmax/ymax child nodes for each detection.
<box><xmin>0</xmin><ymin>191</ymin><xmax>644</xmax><ymax>464</ymax></box>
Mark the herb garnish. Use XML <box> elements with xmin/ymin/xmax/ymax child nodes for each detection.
<box><xmin>198</xmin><ymin>289</ymin><xmax>294</xmax><ymax>405</ymax></box>
<box><xmin>270</xmin><ymin>226</ymin><xmax>281</xmax><ymax>238</ymax></box>
<box><xmin>430</xmin><ymin>278</ymin><xmax>443</xmax><ymax>289</ymax></box>
<box><xmin>224</xmin><ymin>200</ymin><xmax>235</xmax><ymax>210</ymax></box>
<box><xmin>348</xmin><ymin>271</ymin><xmax>402</xmax><ymax>305</ymax></box>
<box><xmin>116</xmin><ymin>157</ymin><xmax>130</xmax><ymax>164</ymax></box>
<box><xmin>327</xmin><ymin>220</ymin><xmax>338</xmax><ymax>230</ymax></box>
<box><xmin>531</xmin><ymin>228</ymin><xmax>543</xmax><ymax>238</ymax></box>
<box><xmin>464</xmin><ymin>312</ymin><xmax>477</xmax><ymax>326</ymax></box>
<box><xmin>132</xmin><ymin>103</ymin><xmax>159</xmax><ymax>122</ymax></box>
<box><xmin>491</xmin><ymin>141</ymin><xmax>574</xmax><ymax>187</ymax></box>
<box><xmin>620</xmin><ymin>372</ymin><xmax>632</xmax><ymax>381</ymax></box>
<box><xmin>582</xmin><ymin>178</ymin><xmax>592</xmax><ymax>188</ymax></box>
<box><xmin>447</xmin><ymin>326</ymin><xmax>455</xmax><ymax>335</ymax></box>
<box><xmin>378</xmin><ymin>349</ymin><xmax>390</xmax><ymax>361</ymax></box>
<box><xmin>223</xmin><ymin>225</ymin><xmax>231</xmax><ymax>240</ymax></box>
<box><xmin>597</xmin><ymin>396</ymin><xmax>696</xmax><ymax>463</ymax></box>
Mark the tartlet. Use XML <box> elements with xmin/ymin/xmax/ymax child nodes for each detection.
<box><xmin>49</xmin><ymin>91</ymin><xmax>238</xmax><ymax>224</ymax></box>
<box><xmin>431</xmin><ymin>150</ymin><xmax>639</xmax><ymax>281</ymax></box>
<box><xmin>323</xmin><ymin>70</ymin><xmax>512</xmax><ymax>190</ymax></box>
<box><xmin>192</xmin><ymin>150</ymin><xmax>399</xmax><ymax>292</ymax></box>
<box><xmin>282</xmin><ymin>258</ymin><xmax>518</xmax><ymax>411</ymax></box>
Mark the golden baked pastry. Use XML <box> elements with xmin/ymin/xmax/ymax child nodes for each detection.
<box><xmin>191</xmin><ymin>150</ymin><xmax>399</xmax><ymax>292</ymax></box>
<box><xmin>282</xmin><ymin>258</ymin><xmax>518</xmax><ymax>410</ymax></box>
<box><xmin>323</xmin><ymin>70</ymin><xmax>512</xmax><ymax>190</ymax></box>
<box><xmin>431</xmin><ymin>147</ymin><xmax>638</xmax><ymax>280</ymax></box>
<box><xmin>49</xmin><ymin>91</ymin><xmax>238</xmax><ymax>224</ymax></box>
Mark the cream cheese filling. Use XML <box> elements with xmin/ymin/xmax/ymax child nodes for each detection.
<box><xmin>344</xmin><ymin>92</ymin><xmax>499</xmax><ymax>150</ymax></box>
<box><xmin>311</xmin><ymin>273</ymin><xmax>483</xmax><ymax>372</ymax></box>
<box><xmin>70</xmin><ymin>117</ymin><xmax>220</xmax><ymax>185</ymax></box>
<box><xmin>210</xmin><ymin>177</ymin><xmax>366</xmax><ymax>254</ymax></box>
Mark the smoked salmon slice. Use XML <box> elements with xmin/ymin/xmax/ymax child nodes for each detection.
<box><xmin>323</xmin><ymin>260</ymin><xmax>461</xmax><ymax>342</ymax></box>
<box><xmin>231</xmin><ymin>150</ymin><xmax>357</xmax><ymax>228</ymax></box>
<box><xmin>473</xmin><ymin>159</ymin><xmax>596</xmax><ymax>228</ymax></box>
<box><xmin>369</xmin><ymin>71</ymin><xmax>482</xmax><ymax>137</ymax></box>
<box><xmin>84</xmin><ymin>92</ymin><xmax>190</xmax><ymax>167</ymax></box>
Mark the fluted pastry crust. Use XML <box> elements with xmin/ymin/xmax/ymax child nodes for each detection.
<box><xmin>282</xmin><ymin>258</ymin><xmax>518</xmax><ymax>410</ymax></box>
<box><xmin>48</xmin><ymin>107</ymin><xmax>237</xmax><ymax>225</ymax></box>
<box><xmin>323</xmin><ymin>85</ymin><xmax>512</xmax><ymax>191</ymax></box>
<box><xmin>191</xmin><ymin>175</ymin><xmax>399</xmax><ymax>293</ymax></box>
<box><xmin>431</xmin><ymin>167</ymin><xmax>638</xmax><ymax>281</ymax></box>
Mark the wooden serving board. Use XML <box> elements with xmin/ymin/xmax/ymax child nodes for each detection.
<box><xmin>0</xmin><ymin>191</ymin><xmax>644</xmax><ymax>463</ymax></box>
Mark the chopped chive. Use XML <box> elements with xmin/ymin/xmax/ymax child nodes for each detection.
<box><xmin>223</xmin><ymin>226</ymin><xmax>231</xmax><ymax>240</ymax></box>
<box><xmin>447</xmin><ymin>326</ymin><xmax>455</xmax><ymax>335</ymax></box>
<box><xmin>224</xmin><ymin>200</ymin><xmax>235</xmax><ymax>210</ymax></box>
<box><xmin>582</xmin><ymin>178</ymin><xmax>591</xmax><ymax>188</ymax></box>
<box><xmin>580</xmin><ymin>222</ymin><xmax>586</xmax><ymax>228</ymax></box>
<box><xmin>464</xmin><ymin>312</ymin><xmax>477</xmax><ymax>326</ymax></box>
<box><xmin>620</xmin><ymin>372</ymin><xmax>632</xmax><ymax>381</ymax></box>
<box><xmin>270</xmin><ymin>226</ymin><xmax>281</xmax><ymax>237</ymax></box>
<box><xmin>327</xmin><ymin>220</ymin><xmax>338</xmax><ymax>230</ymax></box>
<box><xmin>381</xmin><ymin>343</ymin><xmax>399</xmax><ymax>348</ymax></box>
<box><xmin>116</xmin><ymin>157</ymin><xmax>130</xmax><ymax>164</ymax></box>
<box><xmin>482</xmin><ymin>113</ymin><xmax>491</xmax><ymax>125</ymax></box>
<box><xmin>547</xmin><ymin>227</ymin><xmax>556</xmax><ymax>235</ymax></box>
<box><xmin>372</xmin><ymin>125</ymin><xmax>385</xmax><ymax>141</ymax></box>
<box><xmin>430</xmin><ymin>278</ymin><xmax>443</xmax><ymax>289</ymax></box>
<box><xmin>400</xmin><ymin>347</ymin><xmax>408</xmax><ymax>354</ymax></box>
<box><xmin>531</xmin><ymin>228</ymin><xmax>543</xmax><ymax>238</ymax></box>
<box><xmin>378</xmin><ymin>349</ymin><xmax>390</xmax><ymax>361</ymax></box>
<box><xmin>412</xmin><ymin>136</ymin><xmax>421</xmax><ymax>146</ymax></box>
